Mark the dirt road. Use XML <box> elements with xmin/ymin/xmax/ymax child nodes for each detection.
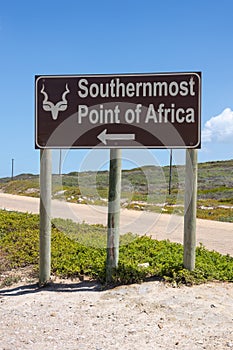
<box><xmin>0</xmin><ymin>193</ymin><xmax>232</xmax><ymax>256</ymax></box>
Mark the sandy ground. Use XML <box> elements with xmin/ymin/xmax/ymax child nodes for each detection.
<box><xmin>0</xmin><ymin>193</ymin><xmax>233</xmax><ymax>256</ymax></box>
<box><xmin>0</xmin><ymin>278</ymin><xmax>233</xmax><ymax>350</ymax></box>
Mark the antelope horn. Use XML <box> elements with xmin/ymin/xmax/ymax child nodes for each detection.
<box><xmin>40</xmin><ymin>84</ymin><xmax>49</xmax><ymax>103</ymax></box>
<box><xmin>61</xmin><ymin>84</ymin><xmax>70</xmax><ymax>103</ymax></box>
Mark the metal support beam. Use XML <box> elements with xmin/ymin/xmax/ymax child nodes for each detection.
<box><xmin>183</xmin><ymin>149</ymin><xmax>198</xmax><ymax>271</ymax></box>
<box><xmin>39</xmin><ymin>149</ymin><xmax>52</xmax><ymax>285</ymax></box>
<box><xmin>106</xmin><ymin>148</ymin><xmax>122</xmax><ymax>282</ymax></box>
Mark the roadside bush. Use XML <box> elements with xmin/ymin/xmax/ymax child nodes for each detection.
<box><xmin>0</xmin><ymin>210</ymin><xmax>232</xmax><ymax>286</ymax></box>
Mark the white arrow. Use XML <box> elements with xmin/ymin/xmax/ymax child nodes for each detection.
<box><xmin>97</xmin><ymin>129</ymin><xmax>135</xmax><ymax>145</ymax></box>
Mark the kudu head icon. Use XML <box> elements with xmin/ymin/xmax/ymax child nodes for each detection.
<box><xmin>41</xmin><ymin>84</ymin><xmax>70</xmax><ymax>120</ymax></box>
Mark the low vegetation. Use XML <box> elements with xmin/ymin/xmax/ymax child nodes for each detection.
<box><xmin>0</xmin><ymin>210</ymin><xmax>232</xmax><ymax>288</ymax></box>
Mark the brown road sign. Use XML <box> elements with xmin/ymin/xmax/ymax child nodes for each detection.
<box><xmin>35</xmin><ymin>72</ymin><xmax>201</xmax><ymax>149</ymax></box>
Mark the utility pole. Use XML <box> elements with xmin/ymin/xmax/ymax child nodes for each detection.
<box><xmin>39</xmin><ymin>149</ymin><xmax>52</xmax><ymax>285</ymax></box>
<box><xmin>106</xmin><ymin>148</ymin><xmax>122</xmax><ymax>283</ymax></box>
<box><xmin>183</xmin><ymin>149</ymin><xmax>198</xmax><ymax>271</ymax></box>
<box><xmin>168</xmin><ymin>149</ymin><xmax>172</xmax><ymax>195</ymax></box>
<box><xmin>11</xmin><ymin>158</ymin><xmax>14</xmax><ymax>180</ymax></box>
<box><xmin>59</xmin><ymin>149</ymin><xmax>62</xmax><ymax>176</ymax></box>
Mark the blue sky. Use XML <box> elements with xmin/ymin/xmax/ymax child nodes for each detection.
<box><xmin>0</xmin><ymin>0</ymin><xmax>233</xmax><ymax>177</ymax></box>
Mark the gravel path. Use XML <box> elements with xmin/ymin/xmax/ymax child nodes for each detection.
<box><xmin>0</xmin><ymin>279</ymin><xmax>233</xmax><ymax>350</ymax></box>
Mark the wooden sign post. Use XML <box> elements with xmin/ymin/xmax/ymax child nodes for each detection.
<box><xmin>106</xmin><ymin>148</ymin><xmax>122</xmax><ymax>282</ymax></box>
<box><xmin>39</xmin><ymin>149</ymin><xmax>52</xmax><ymax>285</ymax></box>
<box><xmin>183</xmin><ymin>149</ymin><xmax>198</xmax><ymax>270</ymax></box>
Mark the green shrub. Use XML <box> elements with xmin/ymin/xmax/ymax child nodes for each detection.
<box><xmin>0</xmin><ymin>210</ymin><xmax>232</xmax><ymax>286</ymax></box>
